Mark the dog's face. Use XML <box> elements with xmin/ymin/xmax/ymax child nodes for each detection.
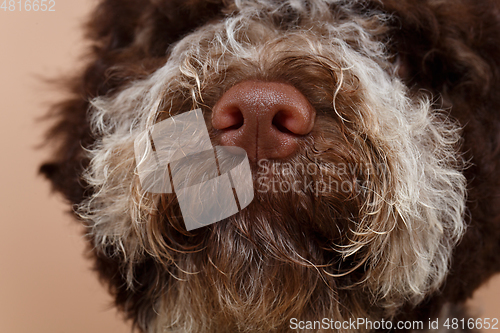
<box><xmin>42</xmin><ymin>0</ymin><xmax>500</xmax><ymax>332</ymax></box>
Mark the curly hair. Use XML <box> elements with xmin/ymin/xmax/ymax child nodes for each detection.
<box><xmin>41</xmin><ymin>0</ymin><xmax>500</xmax><ymax>332</ymax></box>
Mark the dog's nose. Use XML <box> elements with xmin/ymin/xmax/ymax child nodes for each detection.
<box><xmin>212</xmin><ymin>81</ymin><xmax>315</xmax><ymax>162</ymax></box>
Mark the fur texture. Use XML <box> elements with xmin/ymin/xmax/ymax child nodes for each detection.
<box><xmin>41</xmin><ymin>0</ymin><xmax>500</xmax><ymax>332</ymax></box>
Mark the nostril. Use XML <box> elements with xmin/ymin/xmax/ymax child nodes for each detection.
<box><xmin>214</xmin><ymin>106</ymin><xmax>244</xmax><ymax>130</ymax></box>
<box><xmin>271</xmin><ymin>105</ymin><xmax>315</xmax><ymax>136</ymax></box>
<box><xmin>272</xmin><ymin>111</ymin><xmax>295</xmax><ymax>135</ymax></box>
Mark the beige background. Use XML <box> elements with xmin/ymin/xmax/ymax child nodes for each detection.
<box><xmin>0</xmin><ymin>1</ymin><xmax>498</xmax><ymax>332</ymax></box>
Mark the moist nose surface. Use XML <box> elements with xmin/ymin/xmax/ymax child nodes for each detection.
<box><xmin>212</xmin><ymin>80</ymin><xmax>316</xmax><ymax>162</ymax></box>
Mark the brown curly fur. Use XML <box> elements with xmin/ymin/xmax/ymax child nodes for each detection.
<box><xmin>40</xmin><ymin>0</ymin><xmax>500</xmax><ymax>332</ymax></box>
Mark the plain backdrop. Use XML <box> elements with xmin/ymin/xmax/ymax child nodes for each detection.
<box><xmin>0</xmin><ymin>1</ymin><xmax>498</xmax><ymax>333</ymax></box>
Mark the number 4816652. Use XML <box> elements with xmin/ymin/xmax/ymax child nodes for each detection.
<box><xmin>1</xmin><ymin>0</ymin><xmax>56</xmax><ymax>11</ymax></box>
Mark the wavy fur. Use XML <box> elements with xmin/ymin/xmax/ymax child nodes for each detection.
<box><xmin>41</xmin><ymin>0</ymin><xmax>500</xmax><ymax>332</ymax></box>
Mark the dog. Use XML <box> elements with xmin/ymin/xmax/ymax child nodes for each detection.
<box><xmin>41</xmin><ymin>0</ymin><xmax>500</xmax><ymax>332</ymax></box>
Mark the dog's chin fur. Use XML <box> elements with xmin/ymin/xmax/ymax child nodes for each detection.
<box><xmin>41</xmin><ymin>0</ymin><xmax>500</xmax><ymax>332</ymax></box>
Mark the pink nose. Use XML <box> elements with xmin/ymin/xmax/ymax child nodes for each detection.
<box><xmin>212</xmin><ymin>81</ymin><xmax>316</xmax><ymax>162</ymax></box>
